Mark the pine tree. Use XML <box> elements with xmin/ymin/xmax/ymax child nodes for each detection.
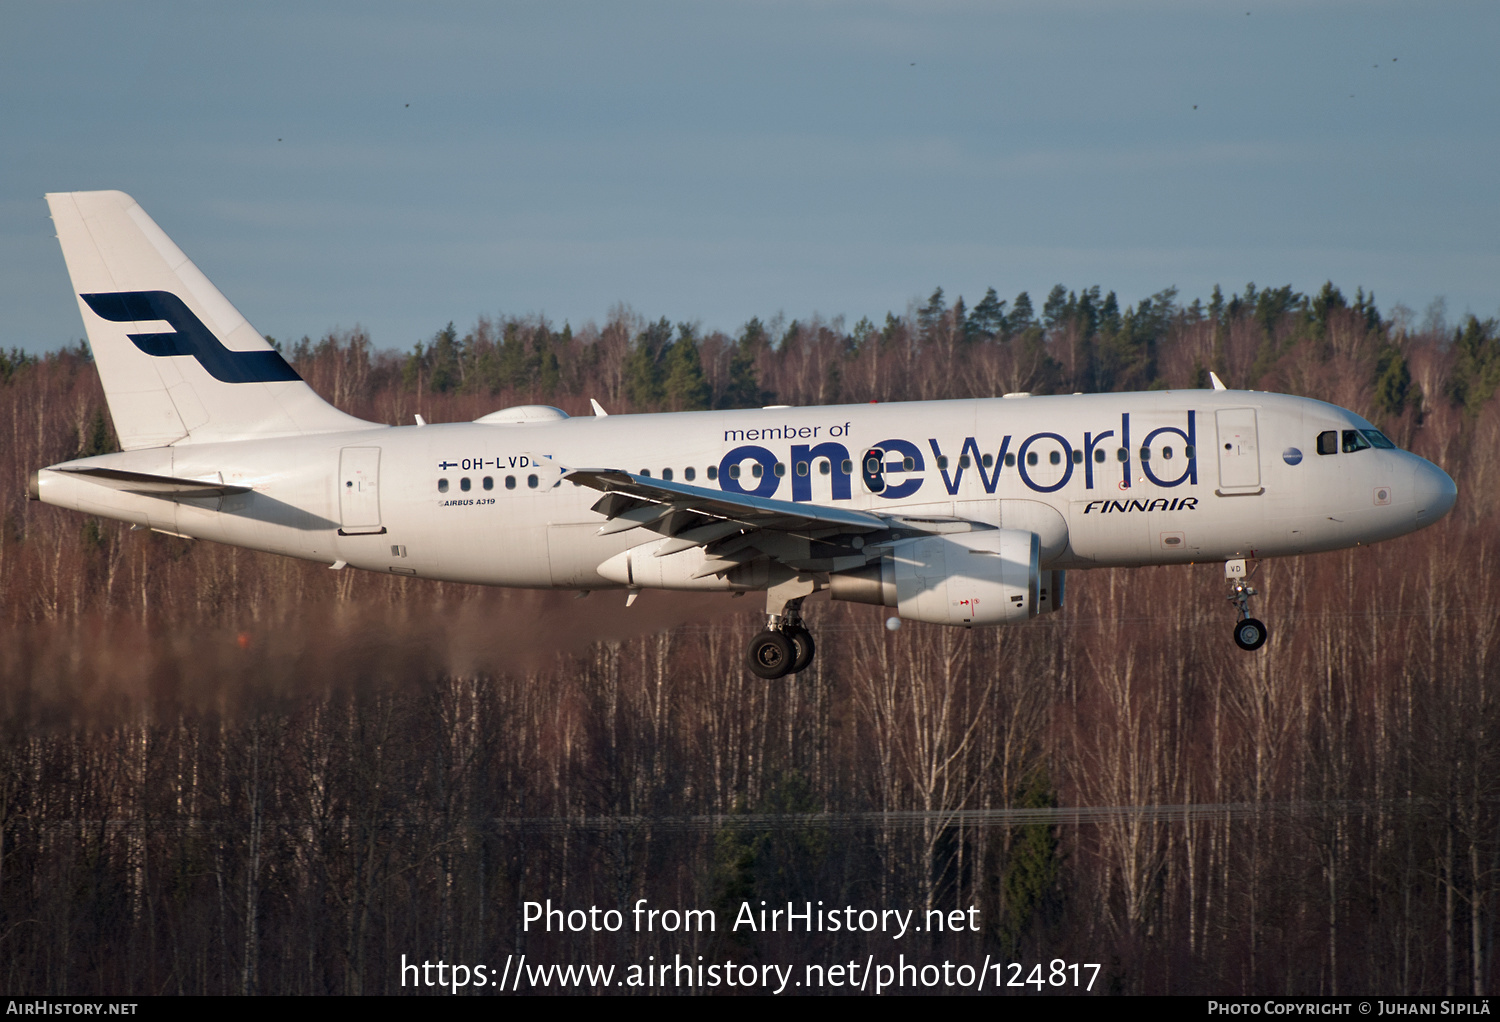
<box><xmin>663</xmin><ymin>323</ymin><xmax>710</xmax><ymax>411</ymax></box>
<box><xmin>0</xmin><ymin>347</ymin><xmax>38</xmax><ymax>384</ymax></box>
<box><xmin>1009</xmin><ymin>292</ymin><xmax>1035</xmax><ymax>332</ymax></box>
<box><xmin>1447</xmin><ymin>315</ymin><xmax>1500</xmax><ymax>414</ymax></box>
<box><xmin>722</xmin><ymin>318</ymin><xmax>769</xmax><ymax>408</ymax></box>
<box><xmin>623</xmin><ymin>317</ymin><xmax>674</xmax><ymax>409</ymax></box>
<box><xmin>1041</xmin><ymin>284</ymin><xmax>1069</xmax><ymax>328</ymax></box>
<box><xmin>1373</xmin><ymin>346</ymin><xmax>1412</xmax><ymax>418</ymax></box>
<box><xmin>996</xmin><ymin>769</ymin><xmax>1062</xmax><ymax>956</ymax></box>
<box><xmin>427</xmin><ymin>322</ymin><xmax>461</xmax><ymax>393</ymax></box>
<box><xmin>76</xmin><ymin>407</ymin><xmax>116</xmax><ymax>458</ymax></box>
<box><xmin>498</xmin><ymin>321</ymin><xmax>529</xmax><ymax>390</ymax></box>
<box><xmin>1312</xmin><ymin>281</ymin><xmax>1347</xmax><ymax>338</ymax></box>
<box><xmin>536</xmin><ymin>323</ymin><xmax>562</xmax><ymax>398</ymax></box>
<box><xmin>967</xmin><ymin>287</ymin><xmax>1007</xmax><ymax>340</ymax></box>
<box><xmin>401</xmin><ymin>341</ymin><xmax>425</xmax><ymax>391</ymax></box>
<box><xmin>1098</xmin><ymin>291</ymin><xmax>1122</xmax><ymax>336</ymax></box>
<box><xmin>918</xmin><ymin>287</ymin><xmax>947</xmax><ymax>337</ymax></box>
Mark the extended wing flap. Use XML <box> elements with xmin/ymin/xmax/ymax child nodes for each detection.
<box><xmin>653</xmin><ymin>520</ymin><xmax>747</xmax><ymax>557</ymax></box>
<box><xmin>55</xmin><ymin>466</ymin><xmax>251</xmax><ymax>499</ymax></box>
<box><xmin>591</xmin><ymin>491</ymin><xmax>648</xmax><ymax>519</ymax></box>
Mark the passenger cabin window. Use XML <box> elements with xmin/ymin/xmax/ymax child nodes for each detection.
<box><xmin>707</xmin><ymin>466</ymin><xmax>718</xmax><ymax>480</ymax></box>
<box><xmin>819</xmin><ymin>460</ymin><xmax>830</xmax><ymax>475</ymax></box>
<box><xmin>861</xmin><ymin>450</ymin><xmax>885</xmax><ymax>493</ymax></box>
<box><xmin>1342</xmin><ymin>430</ymin><xmax>1372</xmax><ymax>453</ymax></box>
<box><xmin>1317</xmin><ymin>431</ymin><xmax>1338</xmax><ymax>455</ymax></box>
<box><xmin>460</xmin><ymin>477</ymin><xmax>471</xmax><ymax>492</ymax></box>
<box><xmin>1004</xmin><ymin>453</ymin><xmax>1016</xmax><ymax>468</ymax></box>
<box><xmin>960</xmin><ymin>455</ymin><xmax>971</xmax><ymax>468</ymax></box>
<box><xmin>982</xmin><ymin>454</ymin><xmax>994</xmax><ymax>469</ymax></box>
<box><xmin>505</xmin><ymin>475</ymin><xmax>516</xmax><ymax>489</ymax></box>
<box><xmin>1094</xmin><ymin>449</ymin><xmax>1106</xmax><ymax>463</ymax></box>
<box><xmin>483</xmin><ymin>477</ymin><xmax>493</xmax><ymax>490</ymax></box>
<box><xmin>662</xmin><ymin>468</ymin><xmax>673</xmax><ymax>481</ymax></box>
<box><xmin>796</xmin><ymin>461</ymin><xmax>809</xmax><ymax>476</ymax></box>
<box><xmin>527</xmin><ymin>474</ymin><xmax>539</xmax><ymax>488</ymax></box>
<box><xmin>684</xmin><ymin>467</ymin><xmax>696</xmax><ymax>481</ymax></box>
<box><xmin>438</xmin><ymin>478</ymin><xmax>449</xmax><ymax>492</ymax></box>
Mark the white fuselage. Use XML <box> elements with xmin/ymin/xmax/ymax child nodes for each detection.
<box><xmin>36</xmin><ymin>389</ymin><xmax>1455</xmax><ymax>591</ymax></box>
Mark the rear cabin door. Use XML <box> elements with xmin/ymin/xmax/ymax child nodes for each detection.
<box><xmin>339</xmin><ymin>447</ymin><xmax>384</xmax><ymax>533</ymax></box>
<box><xmin>1215</xmin><ymin>408</ymin><xmax>1262</xmax><ymax>494</ymax></box>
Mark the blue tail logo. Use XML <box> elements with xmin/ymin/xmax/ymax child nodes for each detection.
<box><xmin>80</xmin><ymin>291</ymin><xmax>300</xmax><ymax>384</ymax></box>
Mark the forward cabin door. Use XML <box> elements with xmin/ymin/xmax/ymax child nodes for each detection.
<box><xmin>339</xmin><ymin>446</ymin><xmax>384</xmax><ymax>534</ymax></box>
<box><xmin>1215</xmin><ymin>408</ymin><xmax>1263</xmax><ymax>494</ymax></box>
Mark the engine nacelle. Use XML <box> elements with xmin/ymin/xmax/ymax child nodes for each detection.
<box><xmin>595</xmin><ymin>537</ymin><xmax>769</xmax><ymax>590</ymax></box>
<box><xmin>831</xmin><ymin>528</ymin><xmax>1040</xmax><ymax>626</ymax></box>
<box><xmin>1037</xmin><ymin>570</ymin><xmax>1065</xmax><ymax>614</ymax></box>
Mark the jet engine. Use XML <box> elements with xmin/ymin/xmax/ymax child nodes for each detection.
<box><xmin>1037</xmin><ymin>569</ymin><xmax>1065</xmax><ymax>615</ymax></box>
<box><xmin>830</xmin><ymin>528</ymin><xmax>1040</xmax><ymax>626</ymax></box>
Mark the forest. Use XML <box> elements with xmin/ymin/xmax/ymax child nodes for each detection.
<box><xmin>2</xmin><ymin>281</ymin><xmax>1499</xmax><ymax>995</ymax></box>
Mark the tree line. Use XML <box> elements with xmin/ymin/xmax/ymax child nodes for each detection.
<box><xmin>275</xmin><ymin>281</ymin><xmax>1497</xmax><ymax>427</ymax></box>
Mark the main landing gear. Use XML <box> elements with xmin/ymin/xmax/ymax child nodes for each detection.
<box><xmin>1225</xmin><ymin>558</ymin><xmax>1268</xmax><ymax>652</ymax></box>
<box><xmin>746</xmin><ymin>579</ymin><xmax>818</xmax><ymax>679</ymax></box>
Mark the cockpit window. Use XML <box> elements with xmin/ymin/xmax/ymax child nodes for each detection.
<box><xmin>1342</xmin><ymin>429</ymin><xmax>1372</xmax><ymax>453</ymax></box>
<box><xmin>1360</xmin><ymin>429</ymin><xmax>1396</xmax><ymax>449</ymax></box>
<box><xmin>1316</xmin><ymin>431</ymin><xmax>1338</xmax><ymax>456</ymax></box>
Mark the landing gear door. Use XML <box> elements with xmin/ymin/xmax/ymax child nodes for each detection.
<box><xmin>1215</xmin><ymin>408</ymin><xmax>1263</xmax><ymax>495</ymax></box>
<box><xmin>339</xmin><ymin>446</ymin><xmax>384</xmax><ymax>534</ymax></box>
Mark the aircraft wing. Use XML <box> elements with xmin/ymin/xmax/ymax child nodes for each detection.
<box><xmin>563</xmin><ymin>467</ymin><xmax>889</xmax><ymax>568</ymax></box>
<box><xmin>565</xmin><ymin>468</ymin><xmax>886</xmax><ymax>533</ymax></box>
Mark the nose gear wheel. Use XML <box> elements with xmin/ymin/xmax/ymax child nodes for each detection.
<box><xmin>1225</xmin><ymin>559</ymin><xmax>1269</xmax><ymax>651</ymax></box>
<box><xmin>1233</xmin><ymin>617</ymin><xmax>1268</xmax><ymax>651</ymax></box>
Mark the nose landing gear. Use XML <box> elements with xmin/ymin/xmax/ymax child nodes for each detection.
<box><xmin>1225</xmin><ymin>558</ymin><xmax>1268</xmax><ymax>651</ymax></box>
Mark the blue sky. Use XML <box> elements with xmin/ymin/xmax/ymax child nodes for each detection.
<box><xmin>3</xmin><ymin>1</ymin><xmax>1497</xmax><ymax>353</ymax></box>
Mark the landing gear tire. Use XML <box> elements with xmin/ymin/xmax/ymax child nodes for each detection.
<box><xmin>786</xmin><ymin>626</ymin><xmax>816</xmax><ymax>674</ymax></box>
<box><xmin>747</xmin><ymin>630</ymin><xmax>795</xmax><ymax>679</ymax></box>
<box><xmin>1224</xmin><ymin>560</ymin><xmax>1267</xmax><ymax>652</ymax></box>
<box><xmin>1233</xmin><ymin>617</ymin><xmax>1268</xmax><ymax>652</ymax></box>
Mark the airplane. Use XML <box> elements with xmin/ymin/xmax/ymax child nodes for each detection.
<box><xmin>29</xmin><ymin>191</ymin><xmax>1458</xmax><ymax>679</ymax></box>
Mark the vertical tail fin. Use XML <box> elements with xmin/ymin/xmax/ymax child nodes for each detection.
<box><xmin>46</xmin><ymin>190</ymin><xmax>374</xmax><ymax>449</ymax></box>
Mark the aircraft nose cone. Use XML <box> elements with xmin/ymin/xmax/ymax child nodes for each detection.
<box><xmin>1414</xmin><ymin>458</ymin><xmax>1457</xmax><ymax>527</ymax></box>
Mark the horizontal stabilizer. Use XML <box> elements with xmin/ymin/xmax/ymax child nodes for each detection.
<box><xmin>54</xmin><ymin>466</ymin><xmax>250</xmax><ymax>499</ymax></box>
